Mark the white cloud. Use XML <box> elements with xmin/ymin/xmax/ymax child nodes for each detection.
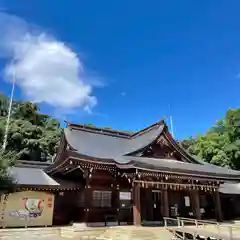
<box><xmin>0</xmin><ymin>12</ymin><xmax>98</xmax><ymax>112</ymax></box>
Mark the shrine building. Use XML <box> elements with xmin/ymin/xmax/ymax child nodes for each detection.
<box><xmin>2</xmin><ymin>120</ymin><xmax>240</xmax><ymax>227</ymax></box>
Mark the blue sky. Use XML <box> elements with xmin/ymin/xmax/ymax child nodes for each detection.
<box><xmin>0</xmin><ymin>0</ymin><xmax>239</xmax><ymax>139</ymax></box>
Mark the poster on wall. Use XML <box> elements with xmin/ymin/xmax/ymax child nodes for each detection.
<box><xmin>184</xmin><ymin>196</ymin><xmax>190</xmax><ymax>207</ymax></box>
<box><xmin>119</xmin><ymin>192</ymin><xmax>131</xmax><ymax>200</ymax></box>
<box><xmin>9</xmin><ymin>198</ymin><xmax>44</xmax><ymax>219</ymax></box>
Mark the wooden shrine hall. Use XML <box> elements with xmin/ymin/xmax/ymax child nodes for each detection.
<box><xmin>8</xmin><ymin>120</ymin><xmax>240</xmax><ymax>227</ymax></box>
<box><xmin>43</xmin><ymin>120</ymin><xmax>240</xmax><ymax>226</ymax></box>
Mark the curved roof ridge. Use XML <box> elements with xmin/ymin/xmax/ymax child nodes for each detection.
<box><xmin>123</xmin><ymin>124</ymin><xmax>165</xmax><ymax>155</ymax></box>
<box><xmin>64</xmin><ymin>119</ymin><xmax>165</xmax><ymax>139</ymax></box>
<box><xmin>69</xmin><ymin>126</ymin><xmax>130</xmax><ymax>139</ymax></box>
<box><xmin>130</xmin><ymin>119</ymin><xmax>165</xmax><ymax>138</ymax></box>
<box><xmin>63</xmin><ymin>120</ymin><xmax>165</xmax><ymax>159</ymax></box>
<box><xmin>65</xmin><ymin>121</ymin><xmax>132</xmax><ymax>138</ymax></box>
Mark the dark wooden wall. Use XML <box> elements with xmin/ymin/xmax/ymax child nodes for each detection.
<box><xmin>85</xmin><ymin>170</ymin><xmax>133</xmax><ymax>224</ymax></box>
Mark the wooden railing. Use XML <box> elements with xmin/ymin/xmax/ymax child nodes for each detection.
<box><xmin>163</xmin><ymin>217</ymin><xmax>239</xmax><ymax>240</ymax></box>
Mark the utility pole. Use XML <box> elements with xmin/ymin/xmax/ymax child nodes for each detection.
<box><xmin>1</xmin><ymin>71</ymin><xmax>16</xmax><ymax>154</ymax></box>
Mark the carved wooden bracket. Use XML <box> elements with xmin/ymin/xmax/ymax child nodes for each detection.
<box><xmin>83</xmin><ymin>169</ymin><xmax>92</xmax><ymax>180</ymax></box>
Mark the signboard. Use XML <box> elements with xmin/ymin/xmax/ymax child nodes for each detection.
<box><xmin>184</xmin><ymin>196</ymin><xmax>190</xmax><ymax>207</ymax></box>
<box><xmin>119</xmin><ymin>192</ymin><xmax>131</xmax><ymax>200</ymax></box>
<box><xmin>9</xmin><ymin>198</ymin><xmax>44</xmax><ymax>218</ymax></box>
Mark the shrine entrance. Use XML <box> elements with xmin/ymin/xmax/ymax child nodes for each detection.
<box><xmin>151</xmin><ymin>190</ymin><xmax>162</xmax><ymax>221</ymax></box>
<box><xmin>140</xmin><ymin>188</ymin><xmax>163</xmax><ymax>224</ymax></box>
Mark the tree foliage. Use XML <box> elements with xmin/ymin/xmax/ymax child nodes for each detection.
<box><xmin>0</xmin><ymin>93</ymin><xmax>61</xmax><ymax>190</ymax></box>
<box><xmin>0</xmin><ymin>151</ymin><xmax>18</xmax><ymax>192</ymax></box>
<box><xmin>0</xmin><ymin>93</ymin><xmax>62</xmax><ymax>162</ymax></box>
<box><xmin>181</xmin><ymin>108</ymin><xmax>240</xmax><ymax>170</ymax></box>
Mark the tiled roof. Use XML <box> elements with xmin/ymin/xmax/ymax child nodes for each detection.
<box><xmin>16</xmin><ymin>160</ymin><xmax>53</xmax><ymax>169</ymax></box>
<box><xmin>61</xmin><ymin>121</ymin><xmax>240</xmax><ymax>179</ymax></box>
<box><xmin>118</xmin><ymin>156</ymin><xmax>240</xmax><ymax>178</ymax></box>
<box><xmin>64</xmin><ymin>121</ymin><xmax>164</xmax><ymax>160</ymax></box>
<box><xmin>11</xmin><ymin>167</ymin><xmax>59</xmax><ymax>186</ymax></box>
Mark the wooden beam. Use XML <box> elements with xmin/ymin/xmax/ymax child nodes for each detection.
<box><xmin>134</xmin><ymin>180</ymin><xmax>217</xmax><ymax>192</ymax></box>
<box><xmin>62</xmin><ymin>165</ymin><xmax>84</xmax><ymax>175</ymax></box>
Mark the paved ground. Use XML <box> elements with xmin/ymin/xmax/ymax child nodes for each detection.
<box><xmin>0</xmin><ymin>226</ymin><xmax>173</xmax><ymax>240</ymax></box>
<box><xmin>194</xmin><ymin>223</ymin><xmax>240</xmax><ymax>239</ymax></box>
<box><xmin>2</xmin><ymin>223</ymin><xmax>240</xmax><ymax>240</ymax></box>
<box><xmin>87</xmin><ymin>226</ymin><xmax>173</xmax><ymax>240</ymax></box>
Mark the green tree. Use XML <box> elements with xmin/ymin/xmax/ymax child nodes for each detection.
<box><xmin>180</xmin><ymin>137</ymin><xmax>197</xmax><ymax>156</ymax></box>
<box><xmin>181</xmin><ymin>108</ymin><xmax>240</xmax><ymax>170</ymax></box>
<box><xmin>0</xmin><ymin>151</ymin><xmax>17</xmax><ymax>192</ymax></box>
<box><xmin>0</xmin><ymin>93</ymin><xmax>62</xmax><ymax>192</ymax></box>
<box><xmin>0</xmin><ymin>92</ymin><xmax>9</xmax><ymax>117</ymax></box>
<box><xmin>0</xmin><ymin>95</ymin><xmax>62</xmax><ymax>162</ymax></box>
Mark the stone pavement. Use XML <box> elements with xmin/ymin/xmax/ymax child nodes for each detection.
<box><xmin>90</xmin><ymin>226</ymin><xmax>173</xmax><ymax>240</ymax></box>
<box><xmin>2</xmin><ymin>224</ymin><xmax>240</xmax><ymax>240</ymax></box>
<box><xmin>0</xmin><ymin>226</ymin><xmax>173</xmax><ymax>240</ymax></box>
<box><xmin>3</xmin><ymin>222</ymin><xmax>240</xmax><ymax>240</ymax></box>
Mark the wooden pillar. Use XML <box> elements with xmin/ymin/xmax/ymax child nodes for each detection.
<box><xmin>133</xmin><ymin>183</ymin><xmax>141</xmax><ymax>225</ymax></box>
<box><xmin>113</xmin><ymin>185</ymin><xmax>120</xmax><ymax>208</ymax></box>
<box><xmin>191</xmin><ymin>191</ymin><xmax>201</xmax><ymax>220</ymax></box>
<box><xmin>214</xmin><ymin>191</ymin><xmax>223</xmax><ymax>222</ymax></box>
<box><xmin>112</xmin><ymin>182</ymin><xmax>120</xmax><ymax>224</ymax></box>
<box><xmin>162</xmin><ymin>189</ymin><xmax>169</xmax><ymax>217</ymax></box>
<box><xmin>84</xmin><ymin>173</ymin><xmax>92</xmax><ymax>223</ymax></box>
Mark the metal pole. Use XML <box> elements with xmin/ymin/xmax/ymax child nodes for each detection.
<box><xmin>169</xmin><ymin>104</ymin><xmax>175</xmax><ymax>138</ymax></box>
<box><xmin>170</xmin><ymin>115</ymin><xmax>174</xmax><ymax>138</ymax></box>
<box><xmin>1</xmin><ymin>71</ymin><xmax>16</xmax><ymax>153</ymax></box>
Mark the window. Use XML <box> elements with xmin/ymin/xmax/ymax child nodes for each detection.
<box><xmin>92</xmin><ymin>190</ymin><xmax>112</xmax><ymax>207</ymax></box>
